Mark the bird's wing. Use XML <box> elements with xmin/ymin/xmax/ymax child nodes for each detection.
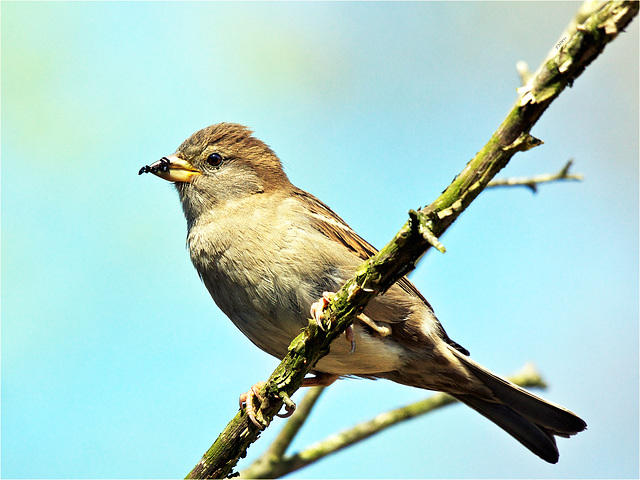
<box><xmin>291</xmin><ymin>187</ymin><xmax>470</xmax><ymax>356</ymax></box>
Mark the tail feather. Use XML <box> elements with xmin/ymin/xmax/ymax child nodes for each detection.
<box><xmin>450</xmin><ymin>348</ymin><xmax>587</xmax><ymax>463</ymax></box>
<box><xmin>452</xmin><ymin>393</ymin><xmax>560</xmax><ymax>463</ymax></box>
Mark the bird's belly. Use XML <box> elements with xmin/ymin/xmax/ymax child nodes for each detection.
<box><xmin>314</xmin><ymin>322</ymin><xmax>404</xmax><ymax>375</ymax></box>
<box><xmin>227</xmin><ymin>307</ymin><xmax>405</xmax><ymax>375</ymax></box>
<box><xmin>204</xmin><ymin>265</ymin><xmax>405</xmax><ymax>375</ymax></box>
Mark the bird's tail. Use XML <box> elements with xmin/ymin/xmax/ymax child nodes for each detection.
<box><xmin>449</xmin><ymin>348</ymin><xmax>587</xmax><ymax>463</ymax></box>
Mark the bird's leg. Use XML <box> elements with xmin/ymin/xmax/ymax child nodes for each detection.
<box><xmin>345</xmin><ymin>325</ymin><xmax>355</xmax><ymax>354</ymax></box>
<box><xmin>310</xmin><ymin>291</ymin><xmax>356</xmax><ymax>353</ymax></box>
<box><xmin>301</xmin><ymin>372</ymin><xmax>339</xmax><ymax>387</ymax></box>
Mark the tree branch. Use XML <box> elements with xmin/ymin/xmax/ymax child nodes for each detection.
<box><xmin>185</xmin><ymin>2</ymin><xmax>638</xmax><ymax>478</ymax></box>
<box><xmin>239</xmin><ymin>364</ymin><xmax>546</xmax><ymax>478</ymax></box>
<box><xmin>487</xmin><ymin>160</ymin><xmax>584</xmax><ymax>193</ymax></box>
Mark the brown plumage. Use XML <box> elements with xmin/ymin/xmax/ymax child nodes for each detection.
<box><xmin>140</xmin><ymin>123</ymin><xmax>586</xmax><ymax>463</ymax></box>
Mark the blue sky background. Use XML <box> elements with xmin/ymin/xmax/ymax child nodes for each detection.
<box><xmin>2</xmin><ymin>2</ymin><xmax>638</xmax><ymax>479</ymax></box>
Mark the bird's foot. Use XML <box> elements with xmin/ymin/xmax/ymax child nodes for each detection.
<box><xmin>310</xmin><ymin>291</ymin><xmax>335</xmax><ymax>329</ymax></box>
<box><xmin>310</xmin><ymin>291</ymin><xmax>356</xmax><ymax>353</ymax></box>
<box><xmin>239</xmin><ymin>381</ymin><xmax>266</xmax><ymax>429</ymax></box>
<box><xmin>239</xmin><ymin>381</ymin><xmax>299</xmax><ymax>428</ymax></box>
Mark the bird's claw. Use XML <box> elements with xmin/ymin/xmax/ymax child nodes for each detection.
<box><xmin>310</xmin><ymin>291</ymin><xmax>356</xmax><ymax>353</ymax></box>
<box><xmin>239</xmin><ymin>381</ymin><xmax>266</xmax><ymax>429</ymax></box>
<box><xmin>310</xmin><ymin>291</ymin><xmax>335</xmax><ymax>330</ymax></box>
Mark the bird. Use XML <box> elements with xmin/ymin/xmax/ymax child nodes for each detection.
<box><xmin>139</xmin><ymin>122</ymin><xmax>586</xmax><ymax>464</ymax></box>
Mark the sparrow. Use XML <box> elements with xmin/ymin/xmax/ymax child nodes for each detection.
<box><xmin>139</xmin><ymin>122</ymin><xmax>586</xmax><ymax>464</ymax></box>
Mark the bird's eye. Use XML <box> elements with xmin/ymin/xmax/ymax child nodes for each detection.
<box><xmin>207</xmin><ymin>153</ymin><xmax>223</xmax><ymax>167</ymax></box>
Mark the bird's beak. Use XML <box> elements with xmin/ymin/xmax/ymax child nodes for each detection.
<box><xmin>138</xmin><ymin>154</ymin><xmax>201</xmax><ymax>183</ymax></box>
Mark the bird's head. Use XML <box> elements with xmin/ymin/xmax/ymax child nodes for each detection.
<box><xmin>139</xmin><ymin>123</ymin><xmax>291</xmax><ymax>224</ymax></box>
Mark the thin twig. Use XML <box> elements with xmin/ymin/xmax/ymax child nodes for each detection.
<box><xmin>487</xmin><ymin>160</ymin><xmax>584</xmax><ymax>193</ymax></box>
